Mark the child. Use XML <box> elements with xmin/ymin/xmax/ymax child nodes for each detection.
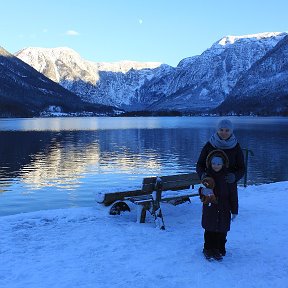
<box><xmin>199</xmin><ymin>149</ymin><xmax>238</xmax><ymax>261</ymax></box>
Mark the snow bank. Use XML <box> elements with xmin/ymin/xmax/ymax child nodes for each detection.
<box><xmin>1</xmin><ymin>182</ymin><xmax>288</xmax><ymax>288</ymax></box>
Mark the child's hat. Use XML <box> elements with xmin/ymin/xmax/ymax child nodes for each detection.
<box><xmin>206</xmin><ymin>149</ymin><xmax>229</xmax><ymax>168</ymax></box>
<box><xmin>211</xmin><ymin>156</ymin><xmax>223</xmax><ymax>165</ymax></box>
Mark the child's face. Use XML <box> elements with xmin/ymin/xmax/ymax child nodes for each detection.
<box><xmin>211</xmin><ymin>163</ymin><xmax>223</xmax><ymax>172</ymax></box>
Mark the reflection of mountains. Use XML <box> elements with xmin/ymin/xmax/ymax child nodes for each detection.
<box><xmin>20</xmin><ymin>141</ymin><xmax>100</xmax><ymax>189</ymax></box>
<box><xmin>0</xmin><ymin>129</ymin><xmax>206</xmax><ymax>190</ymax></box>
<box><xmin>0</xmin><ymin>130</ymin><xmax>161</xmax><ymax>190</ymax></box>
<box><xmin>1</xmin><ymin>128</ymin><xmax>285</xmax><ymax>191</ymax></box>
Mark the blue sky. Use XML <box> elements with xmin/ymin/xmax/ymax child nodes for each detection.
<box><xmin>1</xmin><ymin>0</ymin><xmax>288</xmax><ymax>66</ymax></box>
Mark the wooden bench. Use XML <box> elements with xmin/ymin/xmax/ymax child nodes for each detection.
<box><xmin>98</xmin><ymin>172</ymin><xmax>201</xmax><ymax>230</ymax></box>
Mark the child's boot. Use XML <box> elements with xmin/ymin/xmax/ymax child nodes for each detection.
<box><xmin>203</xmin><ymin>248</ymin><xmax>214</xmax><ymax>260</ymax></box>
<box><xmin>213</xmin><ymin>249</ymin><xmax>223</xmax><ymax>261</ymax></box>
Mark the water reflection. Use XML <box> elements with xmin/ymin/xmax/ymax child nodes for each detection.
<box><xmin>0</xmin><ymin>117</ymin><xmax>287</xmax><ymax>216</ymax></box>
<box><xmin>1</xmin><ymin>127</ymin><xmax>287</xmax><ymax>190</ymax></box>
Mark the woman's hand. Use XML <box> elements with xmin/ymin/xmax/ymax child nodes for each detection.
<box><xmin>225</xmin><ymin>173</ymin><xmax>236</xmax><ymax>183</ymax></box>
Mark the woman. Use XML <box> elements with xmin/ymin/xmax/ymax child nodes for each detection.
<box><xmin>196</xmin><ymin>119</ymin><xmax>245</xmax><ymax>260</ymax></box>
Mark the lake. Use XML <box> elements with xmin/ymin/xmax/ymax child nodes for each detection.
<box><xmin>0</xmin><ymin>116</ymin><xmax>287</xmax><ymax>216</ymax></box>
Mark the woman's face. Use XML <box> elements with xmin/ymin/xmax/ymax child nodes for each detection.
<box><xmin>217</xmin><ymin>128</ymin><xmax>232</xmax><ymax>140</ymax></box>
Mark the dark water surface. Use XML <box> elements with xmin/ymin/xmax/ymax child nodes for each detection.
<box><xmin>0</xmin><ymin>116</ymin><xmax>287</xmax><ymax>216</ymax></box>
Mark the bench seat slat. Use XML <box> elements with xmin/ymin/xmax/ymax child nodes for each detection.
<box><xmin>103</xmin><ymin>189</ymin><xmax>150</xmax><ymax>206</ymax></box>
<box><xmin>161</xmin><ymin>192</ymin><xmax>199</xmax><ymax>202</ymax></box>
<box><xmin>128</xmin><ymin>194</ymin><xmax>153</xmax><ymax>202</ymax></box>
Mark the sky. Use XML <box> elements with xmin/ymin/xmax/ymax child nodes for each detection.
<box><xmin>1</xmin><ymin>0</ymin><xmax>288</xmax><ymax>66</ymax></box>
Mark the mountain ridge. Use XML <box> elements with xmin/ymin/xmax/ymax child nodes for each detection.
<box><xmin>216</xmin><ymin>34</ymin><xmax>288</xmax><ymax>115</ymax></box>
<box><xmin>6</xmin><ymin>31</ymin><xmax>288</xmax><ymax>116</ymax></box>
<box><xmin>0</xmin><ymin>47</ymin><xmax>118</xmax><ymax>117</ymax></box>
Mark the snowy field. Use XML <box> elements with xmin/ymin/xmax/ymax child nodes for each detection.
<box><xmin>1</xmin><ymin>181</ymin><xmax>288</xmax><ymax>288</ymax></box>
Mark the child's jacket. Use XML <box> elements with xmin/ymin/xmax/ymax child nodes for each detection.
<box><xmin>201</xmin><ymin>167</ymin><xmax>238</xmax><ymax>232</ymax></box>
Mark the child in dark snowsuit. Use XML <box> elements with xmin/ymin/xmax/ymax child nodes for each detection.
<box><xmin>199</xmin><ymin>149</ymin><xmax>238</xmax><ymax>261</ymax></box>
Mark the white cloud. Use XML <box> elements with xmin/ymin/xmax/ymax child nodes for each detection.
<box><xmin>66</xmin><ymin>30</ymin><xmax>80</xmax><ymax>36</ymax></box>
<box><xmin>138</xmin><ymin>19</ymin><xmax>143</xmax><ymax>24</ymax></box>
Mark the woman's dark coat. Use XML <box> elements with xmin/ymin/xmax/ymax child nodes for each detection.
<box><xmin>196</xmin><ymin>142</ymin><xmax>245</xmax><ymax>232</ymax></box>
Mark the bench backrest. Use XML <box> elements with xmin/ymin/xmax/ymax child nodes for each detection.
<box><xmin>142</xmin><ymin>172</ymin><xmax>200</xmax><ymax>193</ymax></box>
<box><xmin>102</xmin><ymin>172</ymin><xmax>200</xmax><ymax>206</ymax></box>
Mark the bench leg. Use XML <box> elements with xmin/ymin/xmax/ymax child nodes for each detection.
<box><xmin>137</xmin><ymin>205</ymin><xmax>147</xmax><ymax>223</ymax></box>
<box><xmin>153</xmin><ymin>206</ymin><xmax>165</xmax><ymax>230</ymax></box>
<box><xmin>152</xmin><ymin>191</ymin><xmax>165</xmax><ymax>230</ymax></box>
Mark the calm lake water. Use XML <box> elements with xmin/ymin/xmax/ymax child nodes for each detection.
<box><xmin>0</xmin><ymin>116</ymin><xmax>287</xmax><ymax>216</ymax></box>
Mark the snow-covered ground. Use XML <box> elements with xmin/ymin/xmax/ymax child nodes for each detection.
<box><xmin>1</xmin><ymin>182</ymin><xmax>288</xmax><ymax>288</ymax></box>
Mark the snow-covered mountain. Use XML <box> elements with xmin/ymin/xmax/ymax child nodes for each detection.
<box><xmin>15</xmin><ymin>32</ymin><xmax>288</xmax><ymax>114</ymax></box>
<box><xmin>216</xmin><ymin>34</ymin><xmax>288</xmax><ymax>115</ymax></box>
<box><xmin>15</xmin><ymin>47</ymin><xmax>163</xmax><ymax>109</ymax></box>
<box><xmin>141</xmin><ymin>32</ymin><xmax>287</xmax><ymax>112</ymax></box>
<box><xmin>0</xmin><ymin>47</ymin><xmax>116</xmax><ymax>117</ymax></box>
